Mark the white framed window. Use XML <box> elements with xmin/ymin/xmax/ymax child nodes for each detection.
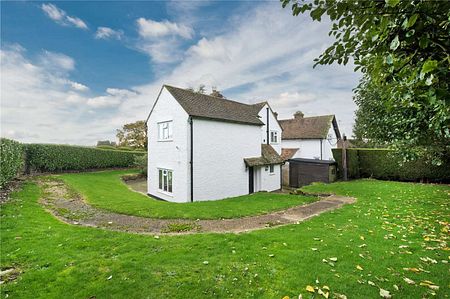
<box><xmin>270</xmin><ymin>131</ymin><xmax>279</xmax><ymax>144</ymax></box>
<box><xmin>269</xmin><ymin>165</ymin><xmax>275</xmax><ymax>174</ymax></box>
<box><xmin>158</xmin><ymin>168</ymin><xmax>173</xmax><ymax>193</ymax></box>
<box><xmin>158</xmin><ymin>121</ymin><xmax>173</xmax><ymax>141</ymax></box>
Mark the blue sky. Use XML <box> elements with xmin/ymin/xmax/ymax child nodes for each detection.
<box><xmin>1</xmin><ymin>1</ymin><xmax>360</xmax><ymax>145</ymax></box>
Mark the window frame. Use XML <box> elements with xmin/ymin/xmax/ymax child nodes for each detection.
<box><xmin>269</xmin><ymin>164</ymin><xmax>275</xmax><ymax>174</ymax></box>
<box><xmin>270</xmin><ymin>130</ymin><xmax>279</xmax><ymax>144</ymax></box>
<box><xmin>157</xmin><ymin>120</ymin><xmax>173</xmax><ymax>141</ymax></box>
<box><xmin>158</xmin><ymin>168</ymin><xmax>173</xmax><ymax>195</ymax></box>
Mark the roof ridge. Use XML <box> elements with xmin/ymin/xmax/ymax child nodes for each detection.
<box><xmin>279</xmin><ymin>114</ymin><xmax>335</xmax><ymax>122</ymax></box>
<box><xmin>164</xmin><ymin>84</ymin><xmax>255</xmax><ymax>108</ymax></box>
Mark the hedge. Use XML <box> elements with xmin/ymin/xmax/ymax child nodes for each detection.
<box><xmin>25</xmin><ymin>144</ymin><xmax>145</xmax><ymax>173</ymax></box>
<box><xmin>0</xmin><ymin>138</ymin><xmax>24</xmax><ymax>188</ymax></box>
<box><xmin>332</xmin><ymin>148</ymin><xmax>450</xmax><ymax>182</ymax></box>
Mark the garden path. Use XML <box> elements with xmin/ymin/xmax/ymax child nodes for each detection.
<box><xmin>39</xmin><ymin>180</ymin><xmax>355</xmax><ymax>235</ymax></box>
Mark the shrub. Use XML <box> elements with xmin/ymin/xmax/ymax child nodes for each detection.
<box><xmin>332</xmin><ymin>148</ymin><xmax>450</xmax><ymax>182</ymax></box>
<box><xmin>0</xmin><ymin>138</ymin><xmax>24</xmax><ymax>188</ymax></box>
<box><xmin>25</xmin><ymin>144</ymin><xmax>145</xmax><ymax>172</ymax></box>
<box><xmin>133</xmin><ymin>153</ymin><xmax>147</xmax><ymax>176</ymax></box>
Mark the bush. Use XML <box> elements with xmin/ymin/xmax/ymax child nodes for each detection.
<box><xmin>332</xmin><ymin>148</ymin><xmax>450</xmax><ymax>182</ymax></box>
<box><xmin>133</xmin><ymin>153</ymin><xmax>147</xmax><ymax>175</ymax></box>
<box><xmin>25</xmin><ymin>144</ymin><xmax>145</xmax><ymax>172</ymax></box>
<box><xmin>0</xmin><ymin>138</ymin><xmax>24</xmax><ymax>188</ymax></box>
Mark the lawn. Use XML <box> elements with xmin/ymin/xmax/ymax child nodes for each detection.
<box><xmin>1</xmin><ymin>179</ymin><xmax>449</xmax><ymax>298</ymax></box>
<box><xmin>57</xmin><ymin>170</ymin><xmax>317</xmax><ymax>219</ymax></box>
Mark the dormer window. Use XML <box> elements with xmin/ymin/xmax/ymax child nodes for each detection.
<box><xmin>270</xmin><ymin>131</ymin><xmax>278</xmax><ymax>144</ymax></box>
<box><xmin>158</xmin><ymin>121</ymin><xmax>173</xmax><ymax>141</ymax></box>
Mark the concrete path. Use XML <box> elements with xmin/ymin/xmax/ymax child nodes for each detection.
<box><xmin>39</xmin><ymin>180</ymin><xmax>355</xmax><ymax>235</ymax></box>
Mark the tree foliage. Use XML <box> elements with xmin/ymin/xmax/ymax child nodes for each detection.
<box><xmin>282</xmin><ymin>0</ymin><xmax>450</xmax><ymax>163</ymax></box>
<box><xmin>116</xmin><ymin>120</ymin><xmax>147</xmax><ymax>150</ymax></box>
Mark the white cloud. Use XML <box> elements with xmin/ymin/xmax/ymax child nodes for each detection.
<box><xmin>69</xmin><ymin>81</ymin><xmax>89</xmax><ymax>91</ymax></box>
<box><xmin>41</xmin><ymin>3</ymin><xmax>88</xmax><ymax>29</ymax></box>
<box><xmin>66</xmin><ymin>16</ymin><xmax>88</xmax><ymax>30</ymax></box>
<box><xmin>137</xmin><ymin>18</ymin><xmax>193</xmax><ymax>39</ymax></box>
<box><xmin>87</xmin><ymin>88</ymin><xmax>138</xmax><ymax>108</ymax></box>
<box><xmin>135</xmin><ymin>18</ymin><xmax>194</xmax><ymax>64</ymax></box>
<box><xmin>95</xmin><ymin>27</ymin><xmax>124</xmax><ymax>40</ymax></box>
<box><xmin>39</xmin><ymin>50</ymin><xmax>75</xmax><ymax>71</ymax></box>
<box><xmin>0</xmin><ymin>45</ymin><xmax>138</xmax><ymax>145</ymax></box>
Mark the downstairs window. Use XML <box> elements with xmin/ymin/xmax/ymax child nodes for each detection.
<box><xmin>158</xmin><ymin>169</ymin><xmax>173</xmax><ymax>193</ymax></box>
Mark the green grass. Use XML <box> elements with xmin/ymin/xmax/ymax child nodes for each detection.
<box><xmin>57</xmin><ymin>170</ymin><xmax>317</xmax><ymax>219</ymax></box>
<box><xmin>1</xmin><ymin>179</ymin><xmax>449</xmax><ymax>298</ymax></box>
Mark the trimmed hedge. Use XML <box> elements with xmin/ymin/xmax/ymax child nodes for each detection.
<box><xmin>332</xmin><ymin>148</ymin><xmax>450</xmax><ymax>182</ymax></box>
<box><xmin>0</xmin><ymin>138</ymin><xmax>24</xmax><ymax>188</ymax></box>
<box><xmin>25</xmin><ymin>144</ymin><xmax>145</xmax><ymax>172</ymax></box>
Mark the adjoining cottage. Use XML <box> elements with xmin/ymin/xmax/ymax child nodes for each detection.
<box><xmin>278</xmin><ymin>111</ymin><xmax>341</xmax><ymax>187</ymax></box>
<box><xmin>145</xmin><ymin>85</ymin><xmax>283</xmax><ymax>203</ymax></box>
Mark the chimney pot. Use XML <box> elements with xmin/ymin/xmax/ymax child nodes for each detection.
<box><xmin>294</xmin><ymin>111</ymin><xmax>304</xmax><ymax>119</ymax></box>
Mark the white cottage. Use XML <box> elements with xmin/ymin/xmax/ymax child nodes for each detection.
<box><xmin>279</xmin><ymin>111</ymin><xmax>341</xmax><ymax>161</ymax></box>
<box><xmin>278</xmin><ymin>111</ymin><xmax>341</xmax><ymax>186</ymax></box>
<box><xmin>145</xmin><ymin>85</ymin><xmax>283</xmax><ymax>203</ymax></box>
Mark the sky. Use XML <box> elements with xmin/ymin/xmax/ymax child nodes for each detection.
<box><xmin>1</xmin><ymin>1</ymin><xmax>360</xmax><ymax>145</ymax></box>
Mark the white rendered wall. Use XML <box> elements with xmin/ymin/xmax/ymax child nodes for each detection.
<box><xmin>255</xmin><ymin>165</ymin><xmax>281</xmax><ymax>192</ymax></box>
<box><xmin>258</xmin><ymin>104</ymin><xmax>282</xmax><ymax>154</ymax></box>
<box><xmin>192</xmin><ymin>119</ymin><xmax>261</xmax><ymax>201</ymax></box>
<box><xmin>147</xmin><ymin>87</ymin><xmax>190</xmax><ymax>203</ymax></box>
<box><xmin>281</xmin><ymin>138</ymin><xmax>335</xmax><ymax>161</ymax></box>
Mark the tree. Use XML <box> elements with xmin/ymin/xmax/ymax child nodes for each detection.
<box><xmin>116</xmin><ymin>120</ymin><xmax>147</xmax><ymax>149</ymax></box>
<box><xmin>187</xmin><ymin>84</ymin><xmax>206</xmax><ymax>94</ymax></box>
<box><xmin>282</xmin><ymin>0</ymin><xmax>450</xmax><ymax>164</ymax></box>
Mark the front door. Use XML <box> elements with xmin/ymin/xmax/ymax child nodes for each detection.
<box><xmin>248</xmin><ymin>167</ymin><xmax>254</xmax><ymax>194</ymax></box>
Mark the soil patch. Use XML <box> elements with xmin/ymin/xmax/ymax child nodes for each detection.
<box><xmin>38</xmin><ymin>178</ymin><xmax>355</xmax><ymax>235</ymax></box>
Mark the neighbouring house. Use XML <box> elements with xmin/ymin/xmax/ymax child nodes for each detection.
<box><xmin>145</xmin><ymin>85</ymin><xmax>283</xmax><ymax>203</ymax></box>
<box><xmin>278</xmin><ymin>111</ymin><xmax>341</xmax><ymax>186</ymax></box>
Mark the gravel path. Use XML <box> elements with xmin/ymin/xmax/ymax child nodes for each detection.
<box><xmin>38</xmin><ymin>179</ymin><xmax>355</xmax><ymax>235</ymax></box>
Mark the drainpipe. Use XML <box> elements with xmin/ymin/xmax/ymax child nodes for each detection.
<box><xmin>266</xmin><ymin>107</ymin><xmax>269</xmax><ymax>145</ymax></box>
<box><xmin>189</xmin><ymin>117</ymin><xmax>194</xmax><ymax>202</ymax></box>
<box><xmin>320</xmin><ymin>139</ymin><xmax>323</xmax><ymax>160</ymax></box>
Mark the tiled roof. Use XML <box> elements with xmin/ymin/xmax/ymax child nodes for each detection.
<box><xmin>279</xmin><ymin>115</ymin><xmax>337</xmax><ymax>139</ymax></box>
<box><xmin>244</xmin><ymin>144</ymin><xmax>284</xmax><ymax>167</ymax></box>
<box><xmin>164</xmin><ymin>85</ymin><xmax>264</xmax><ymax>126</ymax></box>
<box><xmin>281</xmin><ymin>148</ymin><xmax>299</xmax><ymax>161</ymax></box>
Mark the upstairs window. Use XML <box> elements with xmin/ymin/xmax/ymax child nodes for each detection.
<box><xmin>158</xmin><ymin>121</ymin><xmax>173</xmax><ymax>141</ymax></box>
<box><xmin>158</xmin><ymin>169</ymin><xmax>173</xmax><ymax>193</ymax></box>
<box><xmin>270</xmin><ymin>131</ymin><xmax>279</xmax><ymax>144</ymax></box>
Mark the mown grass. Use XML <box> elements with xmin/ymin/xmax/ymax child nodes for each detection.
<box><xmin>57</xmin><ymin>170</ymin><xmax>317</xmax><ymax>219</ymax></box>
<box><xmin>1</xmin><ymin>179</ymin><xmax>449</xmax><ymax>298</ymax></box>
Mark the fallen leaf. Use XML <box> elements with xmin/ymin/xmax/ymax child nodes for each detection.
<box><xmin>403</xmin><ymin>267</ymin><xmax>420</xmax><ymax>273</ymax></box>
<box><xmin>317</xmin><ymin>289</ymin><xmax>329</xmax><ymax>298</ymax></box>
<box><xmin>329</xmin><ymin>257</ymin><xmax>338</xmax><ymax>262</ymax></box>
<box><xmin>379</xmin><ymin>288</ymin><xmax>391</xmax><ymax>298</ymax></box>
<box><xmin>403</xmin><ymin>277</ymin><xmax>415</xmax><ymax>284</ymax></box>
<box><xmin>356</xmin><ymin>265</ymin><xmax>364</xmax><ymax>271</ymax></box>
<box><xmin>306</xmin><ymin>285</ymin><xmax>315</xmax><ymax>293</ymax></box>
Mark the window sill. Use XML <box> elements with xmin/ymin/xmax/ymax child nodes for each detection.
<box><xmin>269</xmin><ymin>173</ymin><xmax>276</xmax><ymax>176</ymax></box>
<box><xmin>157</xmin><ymin>189</ymin><xmax>173</xmax><ymax>197</ymax></box>
<box><xmin>157</xmin><ymin>139</ymin><xmax>173</xmax><ymax>142</ymax></box>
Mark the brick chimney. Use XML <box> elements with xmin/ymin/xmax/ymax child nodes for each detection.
<box><xmin>294</xmin><ymin>111</ymin><xmax>304</xmax><ymax>119</ymax></box>
<box><xmin>210</xmin><ymin>89</ymin><xmax>224</xmax><ymax>98</ymax></box>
